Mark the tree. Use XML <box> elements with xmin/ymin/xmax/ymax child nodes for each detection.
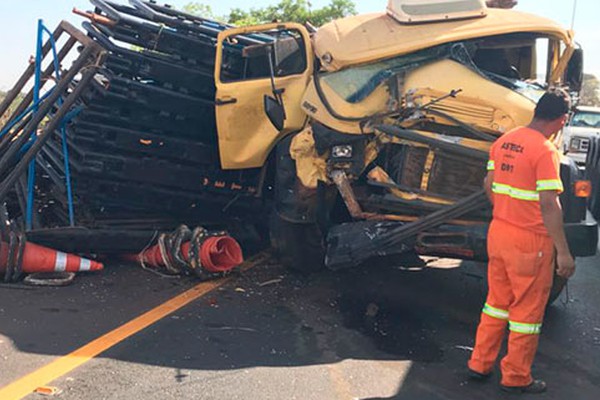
<box><xmin>183</xmin><ymin>0</ymin><xmax>356</xmax><ymax>27</ymax></box>
<box><xmin>486</xmin><ymin>0</ymin><xmax>517</xmax><ymax>8</ymax></box>
<box><xmin>309</xmin><ymin>0</ymin><xmax>357</xmax><ymax>26</ymax></box>
<box><xmin>579</xmin><ymin>74</ymin><xmax>600</xmax><ymax>106</ymax></box>
<box><xmin>0</xmin><ymin>90</ymin><xmax>27</xmax><ymax>127</ymax></box>
<box><xmin>0</xmin><ymin>90</ymin><xmax>9</xmax><ymax>126</ymax></box>
<box><xmin>183</xmin><ymin>3</ymin><xmax>215</xmax><ymax>19</ymax></box>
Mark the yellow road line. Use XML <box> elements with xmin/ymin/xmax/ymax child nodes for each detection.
<box><xmin>0</xmin><ymin>252</ymin><xmax>269</xmax><ymax>400</ymax></box>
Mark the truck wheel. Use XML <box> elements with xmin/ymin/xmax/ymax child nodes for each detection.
<box><xmin>269</xmin><ymin>212</ymin><xmax>325</xmax><ymax>273</ymax></box>
<box><xmin>547</xmin><ymin>270</ymin><xmax>567</xmax><ymax>306</ymax></box>
<box><xmin>585</xmin><ymin>137</ymin><xmax>600</xmax><ymax>219</ymax></box>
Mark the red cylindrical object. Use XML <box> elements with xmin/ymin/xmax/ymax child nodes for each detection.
<box><xmin>129</xmin><ymin>235</ymin><xmax>243</xmax><ymax>273</ymax></box>
<box><xmin>200</xmin><ymin>236</ymin><xmax>243</xmax><ymax>272</ymax></box>
<box><xmin>137</xmin><ymin>244</ymin><xmax>166</xmax><ymax>268</ymax></box>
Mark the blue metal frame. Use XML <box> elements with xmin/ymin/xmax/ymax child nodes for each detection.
<box><xmin>20</xmin><ymin>19</ymin><xmax>76</xmax><ymax>228</ymax></box>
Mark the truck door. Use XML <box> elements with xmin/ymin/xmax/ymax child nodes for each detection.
<box><xmin>214</xmin><ymin>23</ymin><xmax>313</xmax><ymax>169</ymax></box>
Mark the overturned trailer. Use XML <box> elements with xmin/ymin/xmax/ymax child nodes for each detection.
<box><xmin>0</xmin><ymin>0</ymin><xmax>597</xmax><ymax>302</ymax></box>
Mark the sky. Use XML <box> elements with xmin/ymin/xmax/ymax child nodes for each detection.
<box><xmin>0</xmin><ymin>0</ymin><xmax>598</xmax><ymax>91</ymax></box>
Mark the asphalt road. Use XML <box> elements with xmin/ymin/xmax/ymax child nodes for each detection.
<box><xmin>1</xmin><ymin>248</ymin><xmax>599</xmax><ymax>399</ymax></box>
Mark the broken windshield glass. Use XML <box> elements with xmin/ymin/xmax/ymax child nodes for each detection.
<box><xmin>320</xmin><ymin>46</ymin><xmax>445</xmax><ymax>103</ymax></box>
<box><xmin>318</xmin><ymin>40</ymin><xmax>546</xmax><ymax>106</ymax></box>
<box><xmin>319</xmin><ymin>43</ymin><xmax>477</xmax><ymax>104</ymax></box>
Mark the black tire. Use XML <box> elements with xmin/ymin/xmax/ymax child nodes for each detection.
<box><xmin>547</xmin><ymin>271</ymin><xmax>567</xmax><ymax>306</ymax></box>
<box><xmin>269</xmin><ymin>212</ymin><xmax>325</xmax><ymax>273</ymax></box>
<box><xmin>585</xmin><ymin>137</ymin><xmax>600</xmax><ymax>219</ymax></box>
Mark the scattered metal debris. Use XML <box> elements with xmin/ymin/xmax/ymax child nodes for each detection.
<box><xmin>23</xmin><ymin>272</ymin><xmax>76</xmax><ymax>287</ymax></box>
<box><xmin>259</xmin><ymin>278</ymin><xmax>283</xmax><ymax>287</ymax></box>
<box><xmin>455</xmin><ymin>345</ymin><xmax>474</xmax><ymax>351</ymax></box>
<box><xmin>206</xmin><ymin>326</ymin><xmax>258</xmax><ymax>333</ymax></box>
<box><xmin>33</xmin><ymin>386</ymin><xmax>62</xmax><ymax>396</ymax></box>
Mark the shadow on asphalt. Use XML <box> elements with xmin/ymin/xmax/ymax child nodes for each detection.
<box><xmin>1</xmin><ymin>253</ymin><xmax>599</xmax><ymax>399</ymax></box>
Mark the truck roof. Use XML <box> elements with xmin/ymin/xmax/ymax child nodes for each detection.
<box><xmin>575</xmin><ymin>106</ymin><xmax>600</xmax><ymax>113</ymax></box>
<box><xmin>313</xmin><ymin>8</ymin><xmax>572</xmax><ymax>72</ymax></box>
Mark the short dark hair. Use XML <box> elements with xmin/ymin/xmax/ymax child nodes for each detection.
<box><xmin>534</xmin><ymin>88</ymin><xmax>571</xmax><ymax>121</ymax></box>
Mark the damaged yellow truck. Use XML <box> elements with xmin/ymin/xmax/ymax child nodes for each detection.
<box><xmin>216</xmin><ymin>0</ymin><xmax>597</xmax><ymax>296</ymax></box>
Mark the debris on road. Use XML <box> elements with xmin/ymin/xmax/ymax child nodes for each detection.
<box><xmin>127</xmin><ymin>225</ymin><xmax>243</xmax><ymax>280</ymax></box>
<box><xmin>455</xmin><ymin>345</ymin><xmax>474</xmax><ymax>352</ymax></box>
<box><xmin>259</xmin><ymin>278</ymin><xmax>283</xmax><ymax>287</ymax></box>
<box><xmin>206</xmin><ymin>326</ymin><xmax>258</xmax><ymax>333</ymax></box>
<box><xmin>23</xmin><ymin>272</ymin><xmax>76</xmax><ymax>287</ymax></box>
<box><xmin>365</xmin><ymin>303</ymin><xmax>380</xmax><ymax>318</ymax></box>
<box><xmin>33</xmin><ymin>386</ymin><xmax>62</xmax><ymax>396</ymax></box>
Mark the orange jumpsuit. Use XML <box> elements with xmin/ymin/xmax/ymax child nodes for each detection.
<box><xmin>468</xmin><ymin>127</ymin><xmax>563</xmax><ymax>387</ymax></box>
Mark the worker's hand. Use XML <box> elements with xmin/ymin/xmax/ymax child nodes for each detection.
<box><xmin>556</xmin><ymin>252</ymin><xmax>576</xmax><ymax>278</ymax></box>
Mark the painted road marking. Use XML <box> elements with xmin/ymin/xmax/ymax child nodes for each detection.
<box><xmin>0</xmin><ymin>251</ymin><xmax>270</xmax><ymax>400</ymax></box>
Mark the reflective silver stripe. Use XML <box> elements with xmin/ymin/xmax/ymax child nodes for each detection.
<box><xmin>487</xmin><ymin>160</ymin><xmax>495</xmax><ymax>171</ymax></box>
<box><xmin>482</xmin><ymin>303</ymin><xmax>509</xmax><ymax>320</ymax></box>
<box><xmin>492</xmin><ymin>183</ymin><xmax>540</xmax><ymax>201</ymax></box>
<box><xmin>55</xmin><ymin>252</ymin><xmax>68</xmax><ymax>272</ymax></box>
<box><xmin>509</xmin><ymin>321</ymin><xmax>542</xmax><ymax>334</ymax></box>
<box><xmin>536</xmin><ymin>179</ymin><xmax>564</xmax><ymax>191</ymax></box>
<box><xmin>79</xmin><ymin>258</ymin><xmax>92</xmax><ymax>272</ymax></box>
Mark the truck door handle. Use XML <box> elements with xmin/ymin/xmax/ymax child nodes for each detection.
<box><xmin>215</xmin><ymin>97</ymin><xmax>237</xmax><ymax>105</ymax></box>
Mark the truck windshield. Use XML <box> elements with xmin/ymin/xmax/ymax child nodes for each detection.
<box><xmin>570</xmin><ymin>110</ymin><xmax>600</xmax><ymax>128</ymax></box>
<box><xmin>319</xmin><ymin>44</ymin><xmax>455</xmax><ymax>103</ymax></box>
<box><xmin>318</xmin><ymin>40</ymin><xmax>546</xmax><ymax>105</ymax></box>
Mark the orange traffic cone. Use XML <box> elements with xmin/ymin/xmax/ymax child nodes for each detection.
<box><xmin>0</xmin><ymin>241</ymin><xmax>103</xmax><ymax>274</ymax></box>
<box><xmin>198</xmin><ymin>236</ymin><xmax>243</xmax><ymax>272</ymax></box>
<box><xmin>136</xmin><ymin>235</ymin><xmax>243</xmax><ymax>273</ymax></box>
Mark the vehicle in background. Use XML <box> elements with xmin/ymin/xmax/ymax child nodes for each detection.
<box><xmin>563</xmin><ymin>106</ymin><xmax>600</xmax><ymax>166</ymax></box>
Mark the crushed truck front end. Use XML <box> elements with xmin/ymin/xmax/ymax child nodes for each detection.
<box><xmin>269</xmin><ymin>3</ymin><xmax>596</xmax><ymax>275</ymax></box>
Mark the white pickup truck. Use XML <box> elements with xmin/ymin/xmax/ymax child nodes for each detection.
<box><xmin>563</xmin><ymin>106</ymin><xmax>600</xmax><ymax>166</ymax></box>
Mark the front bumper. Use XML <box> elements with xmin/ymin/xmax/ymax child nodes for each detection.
<box><xmin>414</xmin><ymin>212</ymin><xmax>598</xmax><ymax>261</ymax></box>
<box><xmin>565</xmin><ymin>152</ymin><xmax>587</xmax><ymax>166</ymax></box>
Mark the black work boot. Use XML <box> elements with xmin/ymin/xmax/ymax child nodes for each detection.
<box><xmin>500</xmin><ymin>379</ymin><xmax>547</xmax><ymax>394</ymax></box>
<box><xmin>468</xmin><ymin>368</ymin><xmax>492</xmax><ymax>381</ymax></box>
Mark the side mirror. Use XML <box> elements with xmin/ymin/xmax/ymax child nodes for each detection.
<box><xmin>264</xmin><ymin>95</ymin><xmax>286</xmax><ymax>131</ymax></box>
<box><xmin>566</xmin><ymin>47</ymin><xmax>584</xmax><ymax>93</ymax></box>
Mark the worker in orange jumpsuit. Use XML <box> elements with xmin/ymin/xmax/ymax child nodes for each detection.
<box><xmin>468</xmin><ymin>89</ymin><xmax>576</xmax><ymax>394</ymax></box>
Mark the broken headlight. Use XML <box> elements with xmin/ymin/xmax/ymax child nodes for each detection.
<box><xmin>569</xmin><ymin>137</ymin><xmax>590</xmax><ymax>153</ymax></box>
<box><xmin>331</xmin><ymin>144</ymin><xmax>353</xmax><ymax>158</ymax></box>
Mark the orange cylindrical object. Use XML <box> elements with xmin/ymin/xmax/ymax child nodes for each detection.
<box><xmin>136</xmin><ymin>235</ymin><xmax>242</xmax><ymax>273</ymax></box>
<box><xmin>138</xmin><ymin>244</ymin><xmax>167</xmax><ymax>268</ymax></box>
<box><xmin>1</xmin><ymin>241</ymin><xmax>103</xmax><ymax>273</ymax></box>
<box><xmin>200</xmin><ymin>236</ymin><xmax>243</xmax><ymax>272</ymax></box>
